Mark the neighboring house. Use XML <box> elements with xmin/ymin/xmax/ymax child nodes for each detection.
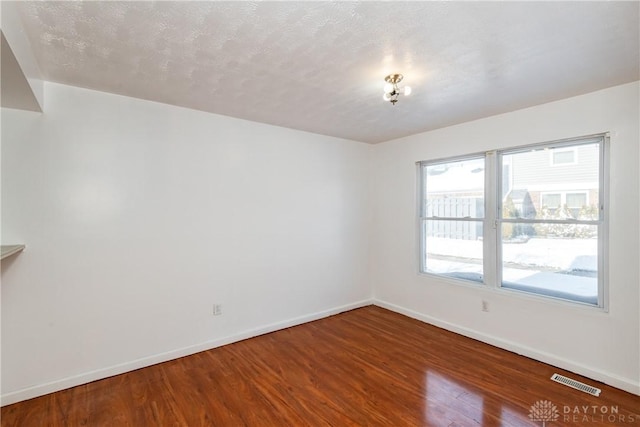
<box><xmin>425</xmin><ymin>143</ymin><xmax>600</xmax><ymax>240</ymax></box>
<box><xmin>503</xmin><ymin>144</ymin><xmax>600</xmax><ymax>220</ymax></box>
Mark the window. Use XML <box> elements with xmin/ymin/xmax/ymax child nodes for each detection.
<box><xmin>540</xmin><ymin>192</ymin><xmax>588</xmax><ymax>217</ymax></box>
<box><xmin>419</xmin><ymin>135</ymin><xmax>607</xmax><ymax>307</ymax></box>
<box><xmin>551</xmin><ymin>148</ymin><xmax>577</xmax><ymax>165</ymax></box>
<box><xmin>566</xmin><ymin>192</ymin><xmax>588</xmax><ymax>217</ymax></box>
<box><xmin>541</xmin><ymin>193</ymin><xmax>561</xmax><ymax>213</ymax></box>
<box><xmin>420</xmin><ymin>157</ymin><xmax>485</xmax><ymax>282</ymax></box>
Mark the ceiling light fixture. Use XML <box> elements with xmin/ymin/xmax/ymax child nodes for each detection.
<box><xmin>383</xmin><ymin>74</ymin><xmax>411</xmax><ymax>105</ymax></box>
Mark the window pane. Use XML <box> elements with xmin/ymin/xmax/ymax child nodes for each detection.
<box><xmin>501</xmin><ymin>223</ymin><xmax>598</xmax><ymax>305</ymax></box>
<box><xmin>566</xmin><ymin>192</ymin><xmax>588</xmax><ymax>217</ymax></box>
<box><xmin>566</xmin><ymin>193</ymin><xmax>586</xmax><ymax>208</ymax></box>
<box><xmin>424</xmin><ymin>158</ymin><xmax>484</xmax><ymax>218</ymax></box>
<box><xmin>552</xmin><ymin>149</ymin><xmax>575</xmax><ymax>164</ymax></box>
<box><xmin>423</xmin><ymin>220</ymin><xmax>483</xmax><ymax>283</ymax></box>
<box><xmin>501</xmin><ymin>142</ymin><xmax>599</xmax><ymax>220</ymax></box>
<box><xmin>541</xmin><ymin>194</ymin><xmax>561</xmax><ymax>211</ymax></box>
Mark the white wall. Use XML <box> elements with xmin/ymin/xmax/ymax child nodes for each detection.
<box><xmin>1</xmin><ymin>82</ymin><xmax>372</xmax><ymax>404</ymax></box>
<box><xmin>2</xmin><ymin>80</ymin><xmax>638</xmax><ymax>405</ymax></box>
<box><xmin>371</xmin><ymin>81</ymin><xmax>640</xmax><ymax>394</ymax></box>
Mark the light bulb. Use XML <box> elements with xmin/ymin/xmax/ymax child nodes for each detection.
<box><xmin>383</xmin><ymin>83</ymin><xmax>394</xmax><ymax>93</ymax></box>
<box><xmin>403</xmin><ymin>86</ymin><xmax>412</xmax><ymax>96</ymax></box>
<box><xmin>383</xmin><ymin>93</ymin><xmax>392</xmax><ymax>101</ymax></box>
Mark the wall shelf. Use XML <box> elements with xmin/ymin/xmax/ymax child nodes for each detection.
<box><xmin>1</xmin><ymin>245</ymin><xmax>26</xmax><ymax>260</ymax></box>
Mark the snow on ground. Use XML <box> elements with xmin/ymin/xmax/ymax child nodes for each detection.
<box><xmin>426</xmin><ymin>237</ymin><xmax>597</xmax><ymax>298</ymax></box>
<box><xmin>427</xmin><ymin>237</ymin><xmax>597</xmax><ymax>271</ymax></box>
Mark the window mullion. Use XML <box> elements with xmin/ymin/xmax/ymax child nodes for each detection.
<box><xmin>418</xmin><ymin>134</ymin><xmax>606</xmax><ymax>308</ymax></box>
<box><xmin>484</xmin><ymin>151</ymin><xmax>498</xmax><ymax>288</ymax></box>
<box><xmin>598</xmin><ymin>134</ymin><xmax>609</xmax><ymax>309</ymax></box>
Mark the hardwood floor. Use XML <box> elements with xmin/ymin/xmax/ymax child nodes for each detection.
<box><xmin>2</xmin><ymin>306</ymin><xmax>638</xmax><ymax>426</ymax></box>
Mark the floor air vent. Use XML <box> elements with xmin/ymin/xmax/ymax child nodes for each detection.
<box><xmin>551</xmin><ymin>373</ymin><xmax>601</xmax><ymax>396</ymax></box>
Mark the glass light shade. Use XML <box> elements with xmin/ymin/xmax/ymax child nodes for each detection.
<box><xmin>383</xmin><ymin>83</ymin><xmax>394</xmax><ymax>93</ymax></box>
<box><xmin>403</xmin><ymin>86</ymin><xmax>412</xmax><ymax>96</ymax></box>
<box><xmin>383</xmin><ymin>93</ymin><xmax>392</xmax><ymax>101</ymax></box>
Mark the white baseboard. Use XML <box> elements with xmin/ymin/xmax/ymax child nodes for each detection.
<box><xmin>373</xmin><ymin>299</ymin><xmax>640</xmax><ymax>396</ymax></box>
<box><xmin>1</xmin><ymin>299</ymin><xmax>373</xmax><ymax>406</ymax></box>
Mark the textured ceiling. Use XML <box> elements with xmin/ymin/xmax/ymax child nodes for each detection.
<box><xmin>12</xmin><ymin>1</ymin><xmax>640</xmax><ymax>144</ymax></box>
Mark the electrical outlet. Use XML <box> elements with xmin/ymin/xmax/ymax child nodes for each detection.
<box><xmin>481</xmin><ymin>300</ymin><xmax>489</xmax><ymax>312</ymax></box>
<box><xmin>212</xmin><ymin>304</ymin><xmax>222</xmax><ymax>316</ymax></box>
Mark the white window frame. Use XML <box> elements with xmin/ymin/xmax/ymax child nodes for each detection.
<box><xmin>418</xmin><ymin>154</ymin><xmax>486</xmax><ymax>283</ymax></box>
<box><xmin>418</xmin><ymin>134</ymin><xmax>608</xmax><ymax>309</ymax></box>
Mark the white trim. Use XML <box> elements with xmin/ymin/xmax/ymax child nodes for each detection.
<box><xmin>417</xmin><ymin>162</ymin><xmax>426</xmax><ymax>274</ymax></box>
<box><xmin>0</xmin><ymin>299</ymin><xmax>373</xmax><ymax>406</ymax></box>
<box><xmin>4</xmin><ymin>297</ymin><xmax>636</xmax><ymax>407</ymax></box>
<box><xmin>418</xmin><ymin>270</ymin><xmax>607</xmax><ymax>313</ymax></box>
<box><xmin>485</xmin><ymin>151</ymin><xmax>498</xmax><ymax>287</ymax></box>
<box><xmin>373</xmin><ymin>299</ymin><xmax>639</xmax><ymax>396</ymax></box>
<box><xmin>599</xmin><ymin>134</ymin><xmax>610</xmax><ymax>312</ymax></box>
<box><xmin>419</xmin><ymin>134</ymin><xmax>606</xmax><ymax>308</ymax></box>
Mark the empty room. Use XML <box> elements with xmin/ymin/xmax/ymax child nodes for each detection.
<box><xmin>1</xmin><ymin>1</ymin><xmax>639</xmax><ymax>426</ymax></box>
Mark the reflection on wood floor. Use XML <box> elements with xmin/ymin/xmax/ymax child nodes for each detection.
<box><xmin>2</xmin><ymin>305</ymin><xmax>639</xmax><ymax>426</ymax></box>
